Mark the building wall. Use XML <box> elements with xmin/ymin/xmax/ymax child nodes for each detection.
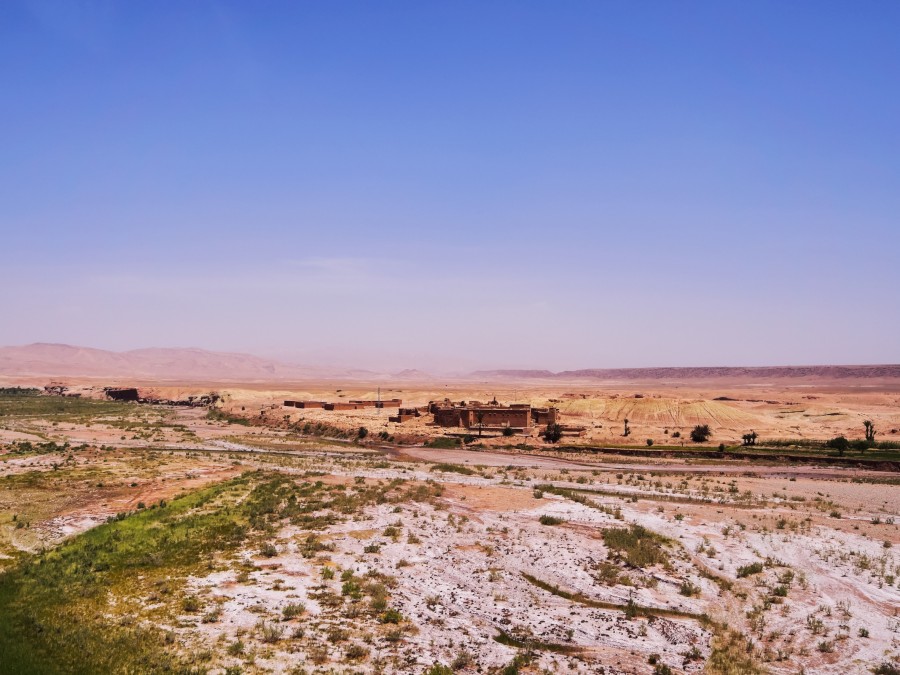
<box><xmin>433</xmin><ymin>406</ymin><xmax>532</xmax><ymax>429</ymax></box>
<box><xmin>324</xmin><ymin>403</ymin><xmax>357</xmax><ymax>411</ymax></box>
<box><xmin>532</xmin><ymin>408</ymin><xmax>559</xmax><ymax>424</ymax></box>
<box><xmin>475</xmin><ymin>408</ymin><xmax>530</xmax><ymax>428</ymax></box>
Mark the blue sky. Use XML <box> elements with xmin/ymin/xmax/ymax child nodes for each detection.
<box><xmin>1</xmin><ymin>1</ymin><xmax>898</xmax><ymax>370</ymax></box>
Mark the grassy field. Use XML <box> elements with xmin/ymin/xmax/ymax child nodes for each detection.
<box><xmin>0</xmin><ymin>467</ymin><xmax>447</xmax><ymax>674</ymax></box>
<box><xmin>0</xmin><ymin>391</ymin><xmax>143</xmax><ymax>422</ymax></box>
<box><xmin>0</xmin><ymin>473</ymin><xmax>261</xmax><ymax>673</ymax></box>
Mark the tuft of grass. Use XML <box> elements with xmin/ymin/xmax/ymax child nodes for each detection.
<box><xmin>539</xmin><ymin>515</ymin><xmax>565</xmax><ymax>526</ymax></box>
<box><xmin>429</xmin><ymin>462</ymin><xmax>475</xmax><ymax>475</ymax></box>
<box><xmin>737</xmin><ymin>562</ymin><xmax>764</xmax><ymax>578</ymax></box>
<box><xmin>281</xmin><ymin>602</ymin><xmax>305</xmax><ymax>620</ymax></box>
<box><xmin>257</xmin><ymin>620</ymin><xmax>283</xmax><ymax>644</ymax></box>
<box><xmin>602</xmin><ymin>524</ymin><xmax>671</xmax><ymax>569</ymax></box>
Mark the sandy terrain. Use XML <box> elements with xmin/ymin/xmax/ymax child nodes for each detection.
<box><xmin>1</xmin><ymin>375</ymin><xmax>898</xmax><ymax>673</ymax></box>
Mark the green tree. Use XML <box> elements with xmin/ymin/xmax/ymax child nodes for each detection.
<box><xmin>690</xmin><ymin>424</ymin><xmax>712</xmax><ymax>443</ymax></box>
<box><xmin>826</xmin><ymin>435</ymin><xmax>850</xmax><ymax>456</ymax></box>
<box><xmin>864</xmin><ymin>420</ymin><xmax>876</xmax><ymax>444</ymax></box>
<box><xmin>542</xmin><ymin>423</ymin><xmax>563</xmax><ymax>443</ymax></box>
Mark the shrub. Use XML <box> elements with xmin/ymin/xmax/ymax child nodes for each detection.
<box><xmin>539</xmin><ymin>515</ymin><xmax>564</xmax><ymax>526</ymax></box>
<box><xmin>451</xmin><ymin>651</ymin><xmax>474</xmax><ymax>669</ymax></box>
<box><xmin>737</xmin><ymin>562</ymin><xmax>764</xmax><ymax>578</ymax></box>
<box><xmin>679</xmin><ymin>580</ymin><xmax>700</xmax><ymax>597</ymax></box>
<box><xmin>425</xmin><ymin>665</ymin><xmax>453</xmax><ymax>675</ymax></box>
<box><xmin>202</xmin><ymin>606</ymin><xmax>222</xmax><ymax>623</ymax></box>
<box><xmin>380</xmin><ymin>608</ymin><xmax>403</xmax><ymax>624</ymax></box>
<box><xmin>345</xmin><ymin>643</ymin><xmax>369</xmax><ymax>660</ymax></box>
<box><xmin>257</xmin><ymin>621</ymin><xmax>283</xmax><ymax>644</ymax></box>
<box><xmin>260</xmin><ymin>542</ymin><xmax>278</xmax><ymax>557</ymax></box>
<box><xmin>690</xmin><ymin>424</ymin><xmax>712</xmax><ymax>443</ymax></box>
<box><xmin>603</xmin><ymin>525</ymin><xmax>670</xmax><ymax>568</ymax></box>
<box><xmin>646</xmin><ymin>439</ymin><xmax>654</xmax><ymax>447</ymax></box>
<box><xmin>357</xmin><ymin>426</ymin><xmax>368</xmax><ymax>439</ymax></box>
<box><xmin>502</xmin><ymin>426</ymin><xmax>515</xmax><ymax>437</ymax></box>
<box><xmin>873</xmin><ymin>664</ymin><xmax>900</xmax><ymax>675</ymax></box>
<box><xmin>542</xmin><ymin>423</ymin><xmax>563</xmax><ymax>443</ymax></box>
<box><xmin>182</xmin><ymin>596</ymin><xmax>201</xmax><ymax>613</ymax></box>
<box><xmin>282</xmin><ymin>603</ymin><xmax>305</xmax><ymax>620</ymax></box>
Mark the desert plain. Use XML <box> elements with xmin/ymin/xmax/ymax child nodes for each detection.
<box><xmin>1</xmin><ymin>370</ymin><xmax>899</xmax><ymax>675</ymax></box>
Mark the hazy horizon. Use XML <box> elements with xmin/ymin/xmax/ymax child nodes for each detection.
<box><xmin>3</xmin><ymin>2</ymin><xmax>899</xmax><ymax>372</ymax></box>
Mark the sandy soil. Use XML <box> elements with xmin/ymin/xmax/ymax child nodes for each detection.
<box><xmin>1</xmin><ymin>376</ymin><xmax>898</xmax><ymax>673</ymax></box>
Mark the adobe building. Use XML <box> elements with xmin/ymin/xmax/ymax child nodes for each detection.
<box><xmin>283</xmin><ymin>401</ymin><xmax>326</xmax><ymax>409</ymax></box>
<box><xmin>429</xmin><ymin>401</ymin><xmax>558</xmax><ymax>431</ymax></box>
<box><xmin>350</xmin><ymin>398</ymin><xmax>402</xmax><ymax>408</ymax></box>
<box><xmin>389</xmin><ymin>407</ymin><xmax>423</xmax><ymax>423</ymax></box>
<box><xmin>323</xmin><ymin>402</ymin><xmax>358</xmax><ymax>411</ymax></box>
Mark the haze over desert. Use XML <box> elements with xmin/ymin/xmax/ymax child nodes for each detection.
<box><xmin>3</xmin><ymin>2</ymin><xmax>900</xmax><ymax>674</ymax></box>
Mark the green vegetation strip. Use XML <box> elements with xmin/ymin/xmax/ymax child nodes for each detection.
<box><xmin>521</xmin><ymin>573</ymin><xmax>714</xmax><ymax>625</ymax></box>
<box><xmin>429</xmin><ymin>462</ymin><xmax>476</xmax><ymax>475</ymax></box>
<box><xmin>0</xmin><ymin>473</ymin><xmax>258</xmax><ymax>674</ymax></box>
<box><xmin>536</xmin><ymin>481</ymin><xmax>757</xmax><ymax>511</ymax></box>
<box><xmin>0</xmin><ymin>469</ymin><xmax>443</xmax><ymax>674</ymax></box>
<box><xmin>0</xmin><ymin>393</ymin><xmax>148</xmax><ymax>422</ymax></box>
<box><xmin>493</xmin><ymin>629</ymin><xmax>582</xmax><ymax>654</ymax></box>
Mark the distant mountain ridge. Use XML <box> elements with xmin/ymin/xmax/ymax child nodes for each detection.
<box><xmin>1</xmin><ymin>343</ymin><xmax>898</xmax><ymax>382</ymax></box>
<box><xmin>470</xmin><ymin>365</ymin><xmax>900</xmax><ymax>380</ymax></box>
<box><xmin>0</xmin><ymin>343</ymin><xmax>337</xmax><ymax>381</ymax></box>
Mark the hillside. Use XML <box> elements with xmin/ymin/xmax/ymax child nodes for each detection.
<box><xmin>470</xmin><ymin>364</ymin><xmax>900</xmax><ymax>381</ymax></box>
<box><xmin>0</xmin><ymin>343</ymin><xmax>311</xmax><ymax>381</ymax></box>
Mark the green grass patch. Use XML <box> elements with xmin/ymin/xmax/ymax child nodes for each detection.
<box><xmin>539</xmin><ymin>514</ymin><xmax>564</xmax><ymax>526</ymax></box>
<box><xmin>0</xmin><ymin>468</ymin><xmax>419</xmax><ymax>674</ymax></box>
<box><xmin>494</xmin><ymin>629</ymin><xmax>581</xmax><ymax>654</ymax></box>
<box><xmin>0</xmin><ymin>393</ymin><xmax>143</xmax><ymax>423</ymax></box>
<box><xmin>602</xmin><ymin>524</ymin><xmax>672</xmax><ymax>569</ymax></box>
<box><xmin>429</xmin><ymin>462</ymin><xmax>475</xmax><ymax>475</ymax></box>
